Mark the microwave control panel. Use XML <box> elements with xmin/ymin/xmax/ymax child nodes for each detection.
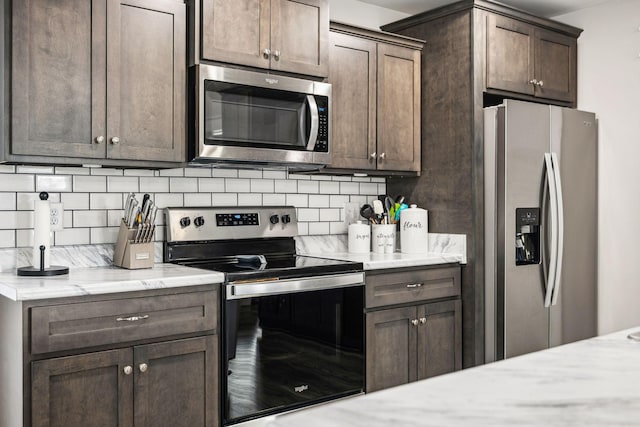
<box><xmin>315</xmin><ymin>96</ymin><xmax>329</xmax><ymax>153</ymax></box>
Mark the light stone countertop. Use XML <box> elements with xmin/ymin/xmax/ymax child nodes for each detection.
<box><xmin>0</xmin><ymin>264</ymin><xmax>225</xmax><ymax>301</ymax></box>
<box><xmin>269</xmin><ymin>328</ymin><xmax>640</xmax><ymax>427</ymax></box>
<box><xmin>306</xmin><ymin>251</ymin><xmax>463</xmax><ymax>270</ymax></box>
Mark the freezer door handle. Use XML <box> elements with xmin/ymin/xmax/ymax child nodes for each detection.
<box><xmin>543</xmin><ymin>153</ymin><xmax>559</xmax><ymax>308</ymax></box>
<box><xmin>551</xmin><ymin>152</ymin><xmax>564</xmax><ymax>305</ymax></box>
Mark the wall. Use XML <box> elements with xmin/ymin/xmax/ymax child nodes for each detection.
<box><xmin>0</xmin><ymin>165</ymin><xmax>385</xmax><ymax>248</ymax></box>
<box><xmin>555</xmin><ymin>0</ymin><xmax>640</xmax><ymax>334</ymax></box>
<box><xmin>328</xmin><ymin>0</ymin><xmax>409</xmax><ymax>30</ymax></box>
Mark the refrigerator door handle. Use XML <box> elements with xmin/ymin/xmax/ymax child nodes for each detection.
<box><xmin>550</xmin><ymin>152</ymin><xmax>564</xmax><ymax>305</ymax></box>
<box><xmin>543</xmin><ymin>153</ymin><xmax>558</xmax><ymax>308</ymax></box>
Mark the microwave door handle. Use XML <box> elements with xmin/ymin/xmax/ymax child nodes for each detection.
<box><xmin>305</xmin><ymin>95</ymin><xmax>319</xmax><ymax>151</ymax></box>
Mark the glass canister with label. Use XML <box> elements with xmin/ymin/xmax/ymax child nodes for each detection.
<box><xmin>400</xmin><ymin>204</ymin><xmax>428</xmax><ymax>254</ymax></box>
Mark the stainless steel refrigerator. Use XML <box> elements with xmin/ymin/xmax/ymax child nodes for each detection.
<box><xmin>484</xmin><ymin>99</ymin><xmax>597</xmax><ymax>362</ymax></box>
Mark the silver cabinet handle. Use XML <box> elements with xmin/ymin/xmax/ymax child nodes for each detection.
<box><xmin>139</xmin><ymin>363</ymin><xmax>148</xmax><ymax>373</ymax></box>
<box><xmin>370</xmin><ymin>152</ymin><xmax>377</xmax><ymax>159</ymax></box>
<box><xmin>263</xmin><ymin>48</ymin><xmax>271</xmax><ymax>59</ymax></box>
<box><xmin>273</xmin><ymin>50</ymin><xmax>281</xmax><ymax>60</ymax></box>
<box><xmin>411</xmin><ymin>319</ymin><xmax>419</xmax><ymax>326</ymax></box>
<box><xmin>111</xmin><ymin>137</ymin><xmax>120</xmax><ymax>144</ymax></box>
<box><xmin>529</xmin><ymin>79</ymin><xmax>539</xmax><ymax>85</ymax></box>
<box><xmin>379</xmin><ymin>152</ymin><xmax>386</xmax><ymax>159</ymax></box>
<box><xmin>419</xmin><ymin>317</ymin><xmax>427</xmax><ymax>324</ymax></box>
<box><xmin>406</xmin><ymin>283</ymin><xmax>423</xmax><ymax>288</ymax></box>
<box><xmin>94</xmin><ymin>136</ymin><xmax>104</xmax><ymax>144</ymax></box>
<box><xmin>123</xmin><ymin>365</ymin><xmax>133</xmax><ymax>375</ymax></box>
<box><xmin>116</xmin><ymin>314</ymin><xmax>149</xmax><ymax>322</ymax></box>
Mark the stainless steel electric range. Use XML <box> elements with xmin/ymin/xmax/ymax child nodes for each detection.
<box><xmin>164</xmin><ymin>206</ymin><xmax>365</xmax><ymax>425</ymax></box>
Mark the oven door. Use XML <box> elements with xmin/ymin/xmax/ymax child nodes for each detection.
<box><xmin>223</xmin><ymin>274</ymin><xmax>364</xmax><ymax>425</ymax></box>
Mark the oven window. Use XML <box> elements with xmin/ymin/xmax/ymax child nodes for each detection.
<box><xmin>204</xmin><ymin>81</ymin><xmax>309</xmax><ymax>149</ymax></box>
<box><xmin>224</xmin><ymin>286</ymin><xmax>364</xmax><ymax>424</ymax></box>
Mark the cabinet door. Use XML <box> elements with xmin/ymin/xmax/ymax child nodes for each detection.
<box><xmin>486</xmin><ymin>14</ymin><xmax>535</xmax><ymax>96</ymax></box>
<box><xmin>365</xmin><ymin>306</ymin><xmax>417</xmax><ymax>392</ymax></box>
<box><xmin>417</xmin><ymin>299</ymin><xmax>461</xmax><ymax>381</ymax></box>
<box><xmin>328</xmin><ymin>32</ymin><xmax>377</xmax><ymax>170</ymax></box>
<box><xmin>270</xmin><ymin>0</ymin><xmax>329</xmax><ymax>77</ymax></box>
<box><xmin>376</xmin><ymin>43</ymin><xmax>420</xmax><ymax>172</ymax></box>
<box><xmin>106</xmin><ymin>0</ymin><xmax>186</xmax><ymax>163</ymax></box>
<box><xmin>201</xmin><ymin>0</ymin><xmax>271</xmax><ymax>69</ymax></box>
<box><xmin>11</xmin><ymin>0</ymin><xmax>106</xmax><ymax>159</ymax></box>
<box><xmin>31</xmin><ymin>348</ymin><xmax>134</xmax><ymax>427</ymax></box>
<box><xmin>534</xmin><ymin>28</ymin><xmax>576</xmax><ymax>103</ymax></box>
<box><xmin>134</xmin><ymin>336</ymin><xmax>218</xmax><ymax>427</ymax></box>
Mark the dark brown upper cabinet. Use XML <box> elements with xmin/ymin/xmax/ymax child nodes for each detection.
<box><xmin>328</xmin><ymin>23</ymin><xmax>422</xmax><ymax>174</ymax></box>
<box><xmin>486</xmin><ymin>14</ymin><xmax>576</xmax><ymax>104</ymax></box>
<box><xmin>197</xmin><ymin>0</ymin><xmax>329</xmax><ymax>77</ymax></box>
<box><xmin>8</xmin><ymin>0</ymin><xmax>186</xmax><ymax>167</ymax></box>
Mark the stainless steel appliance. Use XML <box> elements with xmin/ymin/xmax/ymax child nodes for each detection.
<box><xmin>164</xmin><ymin>206</ymin><xmax>364</xmax><ymax>425</ymax></box>
<box><xmin>484</xmin><ymin>99</ymin><xmax>597</xmax><ymax>361</ymax></box>
<box><xmin>189</xmin><ymin>64</ymin><xmax>331</xmax><ymax>168</ymax></box>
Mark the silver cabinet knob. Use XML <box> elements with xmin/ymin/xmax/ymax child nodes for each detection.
<box><xmin>379</xmin><ymin>152</ymin><xmax>386</xmax><ymax>159</ymax></box>
<box><xmin>94</xmin><ymin>136</ymin><xmax>104</xmax><ymax>144</ymax></box>
<box><xmin>537</xmin><ymin>80</ymin><xmax>544</xmax><ymax>87</ymax></box>
<box><xmin>419</xmin><ymin>317</ymin><xmax>427</xmax><ymax>324</ymax></box>
<box><xmin>411</xmin><ymin>319</ymin><xmax>419</xmax><ymax>326</ymax></box>
<box><xmin>273</xmin><ymin>50</ymin><xmax>281</xmax><ymax>60</ymax></box>
<box><xmin>263</xmin><ymin>48</ymin><xmax>271</xmax><ymax>59</ymax></box>
<box><xmin>139</xmin><ymin>363</ymin><xmax>148</xmax><ymax>373</ymax></box>
<box><xmin>110</xmin><ymin>137</ymin><xmax>120</xmax><ymax>144</ymax></box>
<box><xmin>529</xmin><ymin>79</ymin><xmax>538</xmax><ymax>85</ymax></box>
<box><xmin>123</xmin><ymin>365</ymin><xmax>133</xmax><ymax>375</ymax></box>
<box><xmin>370</xmin><ymin>152</ymin><xmax>377</xmax><ymax>159</ymax></box>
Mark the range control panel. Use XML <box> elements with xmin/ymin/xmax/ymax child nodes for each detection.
<box><xmin>165</xmin><ymin>206</ymin><xmax>298</xmax><ymax>242</ymax></box>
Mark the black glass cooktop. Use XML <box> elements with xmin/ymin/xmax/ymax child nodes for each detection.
<box><xmin>184</xmin><ymin>255</ymin><xmax>363</xmax><ymax>283</ymax></box>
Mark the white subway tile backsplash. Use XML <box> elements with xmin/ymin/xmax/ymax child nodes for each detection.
<box><xmin>90</xmin><ymin>168</ymin><xmax>123</xmax><ymax>176</ymax></box>
<box><xmin>377</xmin><ymin>183</ymin><xmax>387</xmax><ymax>194</ymax></box>
<box><xmin>263</xmin><ymin>193</ymin><xmax>286</xmax><ymax>205</ymax></box>
<box><xmin>309</xmin><ymin>195</ymin><xmax>329</xmax><ymax>208</ymax></box>
<box><xmin>297</xmin><ymin>208</ymin><xmax>319</xmax><ymax>222</ymax></box>
<box><xmin>54</xmin><ymin>228</ymin><xmax>90</xmax><ymax>246</ymax></box>
<box><xmin>0</xmin><ymin>230</ymin><xmax>16</xmax><ymax>248</ymax></box>
<box><xmin>238</xmin><ymin>193</ymin><xmax>262</xmax><ymax>206</ymax></box>
<box><xmin>319</xmin><ymin>208</ymin><xmax>340</xmax><ymax>222</ymax></box>
<box><xmin>55</xmin><ymin>166</ymin><xmax>90</xmax><ymax>175</ymax></box>
<box><xmin>154</xmin><ymin>193</ymin><xmax>184</xmax><ymax>208</ymax></box>
<box><xmin>352</xmin><ymin>177</ymin><xmax>371</xmax><ymax>183</ymax></box>
<box><xmin>329</xmin><ymin>195</ymin><xmax>350</xmax><ymax>208</ymax></box>
<box><xmin>0</xmin><ymin>174</ymin><xmax>34</xmax><ymax>192</ymax></box>
<box><xmin>212</xmin><ymin>169</ymin><xmax>238</xmax><ymax>178</ymax></box>
<box><xmin>198</xmin><ymin>178</ymin><xmax>225</xmax><ymax>192</ymax></box>
<box><xmin>17</xmin><ymin>165</ymin><xmax>54</xmax><ymax>174</ymax></box>
<box><xmin>107</xmin><ymin>176</ymin><xmax>139</xmax><ymax>193</ymax></box>
<box><xmin>61</xmin><ymin>193</ymin><xmax>89</xmax><ymax>210</ymax></box>
<box><xmin>124</xmin><ymin>169</ymin><xmax>155</xmax><ymax>177</ymax></box>
<box><xmin>107</xmin><ymin>210</ymin><xmax>124</xmax><ymax>227</ymax></box>
<box><xmin>140</xmin><ymin>177</ymin><xmax>169</xmax><ymax>193</ymax></box>
<box><xmin>371</xmin><ymin>177</ymin><xmax>385</xmax><ymax>183</ymax></box>
<box><xmin>297</xmin><ymin>180</ymin><xmax>319</xmax><ymax>194</ymax></box>
<box><xmin>16</xmin><ymin>193</ymin><xmax>36</xmax><ymax>210</ymax></box>
<box><xmin>0</xmin><ymin>211</ymin><xmax>33</xmax><ymax>229</ymax></box>
<box><xmin>0</xmin><ymin>193</ymin><xmax>17</xmax><ymax>210</ymax></box>
<box><xmin>16</xmin><ymin>229</ymin><xmax>32</xmax><ymax>248</ymax></box>
<box><xmin>297</xmin><ymin>222</ymin><xmax>309</xmax><ymax>236</ymax></box>
<box><xmin>0</xmin><ymin>165</ymin><xmax>16</xmax><ymax>173</ymax></box>
<box><xmin>36</xmin><ymin>175</ymin><xmax>73</xmax><ymax>192</ymax></box>
<box><xmin>275</xmin><ymin>179</ymin><xmax>297</xmax><ymax>193</ymax></box>
<box><xmin>63</xmin><ymin>211</ymin><xmax>73</xmax><ymax>228</ymax></box>
<box><xmin>350</xmin><ymin>195</ymin><xmax>368</xmax><ymax>205</ymax></box>
<box><xmin>310</xmin><ymin>175</ymin><xmax>332</xmax><ymax>181</ymax></box>
<box><xmin>331</xmin><ymin>176</ymin><xmax>352</xmax><ymax>182</ymax></box>
<box><xmin>286</xmin><ymin>194</ymin><xmax>308</xmax><ymax>208</ymax></box>
<box><xmin>319</xmin><ymin>181</ymin><xmax>340</xmax><ymax>194</ymax></box>
<box><xmin>211</xmin><ymin>193</ymin><xmax>238</xmax><ymax>206</ymax></box>
<box><xmin>184</xmin><ymin>193</ymin><xmax>212</xmax><ymax>206</ymax></box>
<box><xmin>184</xmin><ymin>168</ymin><xmax>212</xmax><ymax>177</ymax></box>
<box><xmin>359</xmin><ymin>182</ymin><xmax>378</xmax><ymax>195</ymax></box>
<box><xmin>239</xmin><ymin>169</ymin><xmax>262</xmax><ymax>178</ymax></box>
<box><xmin>251</xmin><ymin>179</ymin><xmax>274</xmax><ymax>193</ymax></box>
<box><xmin>170</xmin><ymin>177</ymin><xmax>198</xmax><ymax>193</ymax></box>
<box><xmin>90</xmin><ymin>227</ymin><xmax>119</xmax><ymax>244</ymax></box>
<box><xmin>226</xmin><ymin>179</ymin><xmax>251</xmax><ymax>193</ymax></box>
<box><xmin>330</xmin><ymin>222</ymin><xmax>348</xmax><ymax>235</ymax></box>
<box><xmin>263</xmin><ymin>170</ymin><xmax>286</xmax><ymax>179</ymax></box>
<box><xmin>74</xmin><ymin>210</ymin><xmax>107</xmax><ymax>228</ymax></box>
<box><xmin>308</xmin><ymin>222</ymin><xmax>330</xmax><ymax>235</ymax></box>
<box><xmin>159</xmin><ymin>168</ymin><xmax>185</xmax><ymax>177</ymax></box>
<box><xmin>74</xmin><ymin>176</ymin><xmax>107</xmax><ymax>192</ymax></box>
<box><xmin>340</xmin><ymin>182</ymin><xmax>359</xmax><ymax>195</ymax></box>
<box><xmin>90</xmin><ymin>193</ymin><xmax>122</xmax><ymax>210</ymax></box>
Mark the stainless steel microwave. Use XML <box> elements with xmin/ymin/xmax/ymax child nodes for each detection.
<box><xmin>189</xmin><ymin>65</ymin><xmax>331</xmax><ymax>168</ymax></box>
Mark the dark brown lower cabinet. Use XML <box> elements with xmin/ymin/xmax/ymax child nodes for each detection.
<box><xmin>31</xmin><ymin>336</ymin><xmax>217</xmax><ymax>427</ymax></box>
<box><xmin>366</xmin><ymin>298</ymin><xmax>461</xmax><ymax>393</ymax></box>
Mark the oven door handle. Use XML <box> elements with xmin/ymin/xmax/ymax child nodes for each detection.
<box><xmin>226</xmin><ymin>272</ymin><xmax>364</xmax><ymax>300</ymax></box>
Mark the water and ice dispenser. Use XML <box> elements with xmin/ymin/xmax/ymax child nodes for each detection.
<box><xmin>515</xmin><ymin>208</ymin><xmax>540</xmax><ymax>265</ymax></box>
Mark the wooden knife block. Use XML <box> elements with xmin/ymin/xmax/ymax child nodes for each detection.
<box><xmin>113</xmin><ymin>220</ymin><xmax>154</xmax><ymax>269</ymax></box>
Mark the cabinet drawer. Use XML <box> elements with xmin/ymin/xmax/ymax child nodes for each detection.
<box><xmin>366</xmin><ymin>266</ymin><xmax>460</xmax><ymax>308</ymax></box>
<box><xmin>30</xmin><ymin>290</ymin><xmax>217</xmax><ymax>355</ymax></box>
